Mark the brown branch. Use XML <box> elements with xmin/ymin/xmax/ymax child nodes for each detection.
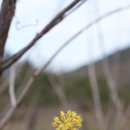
<box><xmin>2</xmin><ymin>3</ymin><xmax>130</xmax><ymax>73</ymax></box>
<box><xmin>0</xmin><ymin>0</ymin><xmax>17</xmax><ymax>75</ymax></box>
<box><xmin>1</xmin><ymin>0</ymin><xmax>87</xmax><ymax>72</ymax></box>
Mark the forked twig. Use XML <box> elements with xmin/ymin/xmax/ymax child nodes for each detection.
<box><xmin>1</xmin><ymin>0</ymin><xmax>87</xmax><ymax>72</ymax></box>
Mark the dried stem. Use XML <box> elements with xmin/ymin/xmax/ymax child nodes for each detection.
<box><xmin>88</xmin><ymin>64</ymin><xmax>105</xmax><ymax>130</ymax></box>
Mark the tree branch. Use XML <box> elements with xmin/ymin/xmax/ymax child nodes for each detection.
<box><xmin>0</xmin><ymin>0</ymin><xmax>17</xmax><ymax>75</ymax></box>
<box><xmin>1</xmin><ymin>0</ymin><xmax>87</xmax><ymax>72</ymax></box>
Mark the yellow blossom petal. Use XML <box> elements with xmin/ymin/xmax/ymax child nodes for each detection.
<box><xmin>52</xmin><ymin>110</ymin><xmax>83</xmax><ymax>130</ymax></box>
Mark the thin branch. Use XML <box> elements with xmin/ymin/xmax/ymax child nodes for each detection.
<box><xmin>8</xmin><ymin>64</ymin><xmax>16</xmax><ymax>107</ymax></box>
<box><xmin>0</xmin><ymin>64</ymin><xmax>24</xmax><ymax>95</ymax></box>
<box><xmin>38</xmin><ymin>4</ymin><xmax>130</xmax><ymax>72</ymax></box>
<box><xmin>2</xmin><ymin>4</ymin><xmax>130</xmax><ymax>73</ymax></box>
<box><xmin>88</xmin><ymin>2</ymin><xmax>105</xmax><ymax>129</ymax></box>
<box><xmin>0</xmin><ymin>67</ymin><xmax>33</xmax><ymax>128</ymax></box>
<box><xmin>94</xmin><ymin>1</ymin><xmax>128</xmax><ymax>129</ymax></box>
<box><xmin>1</xmin><ymin>0</ymin><xmax>87</xmax><ymax>72</ymax></box>
<box><xmin>102</xmin><ymin>59</ymin><xmax>128</xmax><ymax>130</ymax></box>
<box><xmin>88</xmin><ymin>64</ymin><xmax>105</xmax><ymax>130</ymax></box>
<box><xmin>46</xmin><ymin>74</ymin><xmax>68</xmax><ymax>108</ymax></box>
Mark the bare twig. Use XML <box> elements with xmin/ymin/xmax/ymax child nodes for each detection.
<box><xmin>88</xmin><ymin>2</ymin><xmax>105</xmax><ymax>129</ymax></box>
<box><xmin>9</xmin><ymin>64</ymin><xmax>16</xmax><ymax>107</ymax></box>
<box><xmin>93</xmin><ymin>1</ymin><xmax>128</xmax><ymax>129</ymax></box>
<box><xmin>88</xmin><ymin>64</ymin><xmax>105</xmax><ymax>130</ymax></box>
<box><xmin>0</xmin><ymin>64</ymin><xmax>25</xmax><ymax>95</ymax></box>
<box><xmin>38</xmin><ymin>4</ymin><xmax>130</xmax><ymax>74</ymax></box>
<box><xmin>102</xmin><ymin>59</ymin><xmax>128</xmax><ymax>130</ymax></box>
<box><xmin>1</xmin><ymin>0</ymin><xmax>87</xmax><ymax>72</ymax></box>
<box><xmin>46</xmin><ymin>74</ymin><xmax>68</xmax><ymax>108</ymax></box>
<box><xmin>2</xmin><ymin>4</ymin><xmax>130</xmax><ymax>73</ymax></box>
<box><xmin>0</xmin><ymin>67</ymin><xmax>33</xmax><ymax>128</ymax></box>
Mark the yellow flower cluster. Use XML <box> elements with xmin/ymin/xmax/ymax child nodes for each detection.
<box><xmin>52</xmin><ymin>110</ymin><xmax>83</xmax><ymax>130</ymax></box>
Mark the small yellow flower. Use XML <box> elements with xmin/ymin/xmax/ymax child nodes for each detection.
<box><xmin>52</xmin><ymin>110</ymin><xmax>83</xmax><ymax>130</ymax></box>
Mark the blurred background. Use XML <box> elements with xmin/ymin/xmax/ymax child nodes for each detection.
<box><xmin>0</xmin><ymin>0</ymin><xmax>130</xmax><ymax>130</ymax></box>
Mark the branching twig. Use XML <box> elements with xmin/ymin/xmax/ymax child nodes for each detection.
<box><xmin>2</xmin><ymin>3</ymin><xmax>129</xmax><ymax>73</ymax></box>
<box><xmin>1</xmin><ymin>0</ymin><xmax>87</xmax><ymax>72</ymax></box>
